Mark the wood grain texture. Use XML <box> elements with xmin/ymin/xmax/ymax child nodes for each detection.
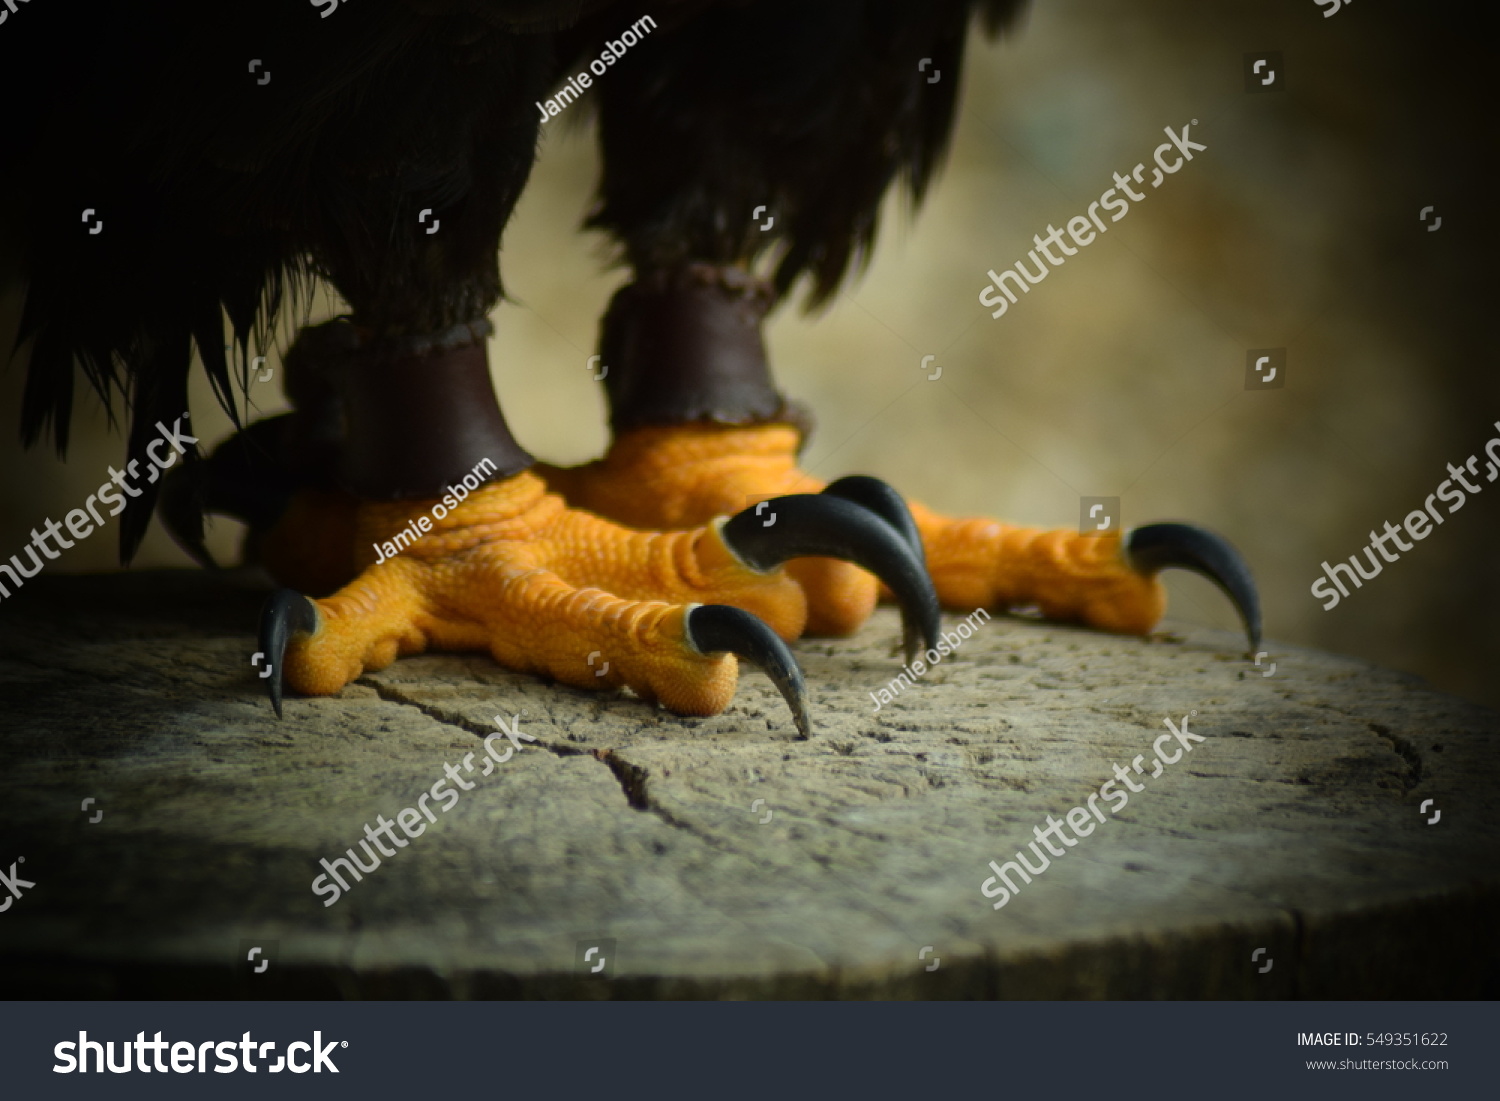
<box><xmin>0</xmin><ymin>570</ymin><xmax>1494</xmax><ymax>998</ymax></box>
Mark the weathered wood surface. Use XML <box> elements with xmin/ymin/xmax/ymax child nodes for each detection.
<box><xmin>0</xmin><ymin>570</ymin><xmax>1494</xmax><ymax>998</ymax></box>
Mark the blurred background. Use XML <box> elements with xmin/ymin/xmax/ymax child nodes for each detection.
<box><xmin>2</xmin><ymin>0</ymin><xmax>1495</xmax><ymax>705</ymax></box>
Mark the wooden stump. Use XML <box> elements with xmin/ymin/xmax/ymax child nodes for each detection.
<box><xmin>0</xmin><ymin>570</ymin><xmax>1494</xmax><ymax>998</ymax></box>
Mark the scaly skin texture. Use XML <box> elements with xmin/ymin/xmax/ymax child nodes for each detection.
<box><xmin>537</xmin><ymin>423</ymin><xmax>1167</xmax><ymax>636</ymax></box>
<box><xmin>257</xmin><ymin>471</ymin><xmax>809</xmax><ymax>716</ymax></box>
<box><xmin>539</xmin><ymin>426</ymin><xmax>873</xmax><ymax>636</ymax></box>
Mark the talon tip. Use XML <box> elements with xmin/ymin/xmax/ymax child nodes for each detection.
<box><xmin>1127</xmin><ymin>522</ymin><xmax>1261</xmax><ymax>651</ymax></box>
<box><xmin>685</xmin><ymin>604</ymin><xmax>811</xmax><ymax>738</ymax></box>
<box><xmin>722</xmin><ymin>484</ymin><xmax>939</xmax><ymax>668</ymax></box>
<box><xmin>258</xmin><ymin>588</ymin><xmax>318</xmax><ymax>720</ymax></box>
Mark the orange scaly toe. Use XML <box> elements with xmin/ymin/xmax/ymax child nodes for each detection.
<box><xmin>253</xmin><ymin>467</ymin><xmax>940</xmax><ymax>734</ymax></box>
<box><xmin>260</xmin><ymin>471</ymin><xmax>805</xmax><ymax>717</ymax></box>
<box><xmin>538</xmin><ymin>423</ymin><xmax>1260</xmax><ymax>648</ymax></box>
<box><xmin>538</xmin><ymin>426</ymin><xmax>879</xmax><ymax>637</ymax></box>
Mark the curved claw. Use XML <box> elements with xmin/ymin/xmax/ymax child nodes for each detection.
<box><xmin>1127</xmin><ymin>523</ymin><xmax>1261</xmax><ymax>650</ymax></box>
<box><xmin>685</xmin><ymin>604</ymin><xmax>810</xmax><ymax>739</ymax></box>
<box><xmin>257</xmin><ymin>588</ymin><xmax>320</xmax><ymax>718</ymax></box>
<box><xmin>820</xmin><ymin>476</ymin><xmax>926</xmax><ymax>566</ymax></box>
<box><xmin>719</xmin><ymin>493</ymin><xmax>940</xmax><ymax>664</ymax></box>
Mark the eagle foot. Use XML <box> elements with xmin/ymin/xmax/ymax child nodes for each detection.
<box><xmin>538</xmin><ymin>424</ymin><xmax>1260</xmax><ymax>650</ymax></box>
<box><xmin>253</xmin><ymin>470</ymin><xmax>936</xmax><ymax>735</ymax></box>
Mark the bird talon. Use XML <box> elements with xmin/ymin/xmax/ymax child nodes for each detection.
<box><xmin>684</xmin><ymin>603</ymin><xmax>810</xmax><ymax>738</ymax></box>
<box><xmin>541</xmin><ymin>426</ymin><xmax>1263</xmax><ymax>653</ymax></box>
<box><xmin>719</xmin><ymin>490</ymin><xmax>940</xmax><ymax>663</ymax></box>
<box><xmin>820</xmin><ymin>475</ymin><xmax>926</xmax><ymax>565</ymax></box>
<box><xmin>257</xmin><ymin>588</ymin><xmax>320</xmax><ymax>719</ymax></box>
<box><xmin>1126</xmin><ymin>522</ymin><xmax>1261</xmax><ymax>650</ymax></box>
<box><xmin>237</xmin><ymin>475</ymin><xmax>888</xmax><ymax>729</ymax></box>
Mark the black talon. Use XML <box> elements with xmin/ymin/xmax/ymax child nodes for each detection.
<box><xmin>685</xmin><ymin>604</ymin><xmax>810</xmax><ymax>739</ymax></box>
<box><xmin>1127</xmin><ymin>522</ymin><xmax>1261</xmax><ymax>650</ymax></box>
<box><xmin>720</xmin><ymin>493</ymin><xmax>940</xmax><ymax>664</ymax></box>
<box><xmin>257</xmin><ymin>588</ymin><xmax>319</xmax><ymax>719</ymax></box>
<box><xmin>821</xmin><ymin>476</ymin><xmax>926</xmax><ymax>566</ymax></box>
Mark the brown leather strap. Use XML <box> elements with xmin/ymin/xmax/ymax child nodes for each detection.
<box><xmin>285</xmin><ymin>318</ymin><xmax>532</xmax><ymax>500</ymax></box>
<box><xmin>600</xmin><ymin>264</ymin><xmax>812</xmax><ymax>440</ymax></box>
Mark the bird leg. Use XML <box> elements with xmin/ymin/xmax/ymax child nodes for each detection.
<box><xmin>538</xmin><ymin>265</ymin><xmax>1260</xmax><ymax>650</ymax></box>
<box><xmin>538</xmin><ymin>263</ymin><xmax>888</xmax><ymax>637</ymax></box>
<box><xmin>170</xmin><ymin>318</ymin><xmax>938</xmax><ymax>732</ymax></box>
